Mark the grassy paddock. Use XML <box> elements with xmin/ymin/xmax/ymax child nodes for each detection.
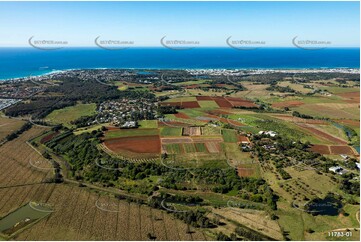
<box><xmin>46</xmin><ymin>103</ymin><xmax>97</xmax><ymax>127</ymax></box>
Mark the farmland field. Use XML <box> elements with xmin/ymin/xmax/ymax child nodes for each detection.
<box><xmin>160</xmin><ymin>127</ymin><xmax>183</xmax><ymax>136</ymax></box>
<box><xmin>1</xmin><ymin>68</ymin><xmax>360</xmax><ymax>241</ymax></box>
<box><xmin>105</xmin><ymin>128</ymin><xmax>159</xmax><ymax>138</ymax></box>
<box><xmin>104</xmin><ymin>135</ymin><xmax>161</xmax><ymax>155</ymax></box>
<box><xmin>46</xmin><ymin>103</ymin><xmax>97</xmax><ymax>128</ymax></box>
<box><xmin>0</xmin><ymin>116</ymin><xmax>26</xmax><ymax>141</ymax></box>
<box><xmin>138</xmin><ymin>120</ymin><xmax>158</xmax><ymax>129</ymax></box>
<box><xmin>222</xmin><ymin>129</ymin><xmax>238</xmax><ymax>143</ymax></box>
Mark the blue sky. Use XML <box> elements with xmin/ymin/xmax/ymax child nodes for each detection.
<box><xmin>0</xmin><ymin>1</ymin><xmax>359</xmax><ymax>47</ymax></box>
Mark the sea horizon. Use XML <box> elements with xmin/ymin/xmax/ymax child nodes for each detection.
<box><xmin>0</xmin><ymin>47</ymin><xmax>359</xmax><ymax>80</ymax></box>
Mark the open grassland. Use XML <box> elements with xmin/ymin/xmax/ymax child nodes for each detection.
<box><xmin>46</xmin><ymin>103</ymin><xmax>97</xmax><ymax>128</ymax></box>
<box><xmin>293</xmin><ymin>103</ymin><xmax>360</xmax><ymax>120</ymax></box>
<box><xmin>278</xmin><ymin>81</ymin><xmax>313</xmax><ymax>94</ymax></box>
<box><xmin>212</xmin><ymin>207</ymin><xmax>284</xmax><ymax>240</ymax></box>
<box><xmin>276</xmin><ymin>201</ymin><xmax>360</xmax><ymax>241</ymax></box>
<box><xmin>262</xmin><ymin>162</ymin><xmax>360</xmax><ymax>241</ymax></box>
<box><xmin>0</xmin><ymin>116</ymin><xmax>25</xmax><ymax>141</ymax></box>
<box><xmin>73</xmin><ymin>124</ymin><xmax>106</xmax><ymax>135</ymax></box>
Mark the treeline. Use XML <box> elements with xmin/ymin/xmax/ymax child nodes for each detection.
<box><xmin>235</xmin><ymin>225</ymin><xmax>274</xmax><ymax>241</ymax></box>
<box><xmin>5</xmin><ymin>98</ymin><xmax>75</xmax><ymax>119</ymax></box>
<box><xmin>158</xmin><ymin>105</ymin><xmax>178</xmax><ymax>114</ymax></box>
<box><xmin>266</xmin><ymin>84</ymin><xmax>297</xmax><ymax>93</ymax></box>
<box><xmin>292</xmin><ymin>111</ymin><xmax>314</xmax><ymax>119</ymax></box>
<box><xmin>5</xmin><ymin>122</ymin><xmax>32</xmax><ymax>141</ymax></box>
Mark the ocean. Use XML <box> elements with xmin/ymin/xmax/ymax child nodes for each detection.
<box><xmin>0</xmin><ymin>47</ymin><xmax>359</xmax><ymax>80</ymax></box>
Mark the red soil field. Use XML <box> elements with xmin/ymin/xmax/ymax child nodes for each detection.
<box><xmin>212</xmin><ymin>97</ymin><xmax>233</xmax><ymax>108</ymax></box>
<box><xmin>310</xmin><ymin>145</ymin><xmax>331</xmax><ymax>154</ymax></box>
<box><xmin>104</xmin><ymin>135</ymin><xmax>161</xmax><ymax>153</ymax></box>
<box><xmin>310</xmin><ymin>145</ymin><xmax>356</xmax><ymax>155</ymax></box>
<box><xmin>205</xmin><ymin>114</ymin><xmax>221</xmax><ymax>120</ymax></box>
<box><xmin>40</xmin><ymin>131</ymin><xmax>59</xmax><ymax>144</ymax></box>
<box><xmin>207</xmin><ymin>109</ymin><xmax>232</xmax><ymax>115</ymax></box>
<box><xmin>161</xmin><ymin>101</ymin><xmax>200</xmax><ymax>108</ymax></box>
<box><xmin>225</xmin><ymin>97</ymin><xmax>257</xmax><ymax>108</ymax></box>
<box><xmin>196</xmin><ymin>96</ymin><xmax>214</xmax><ymax>101</ymax></box>
<box><xmin>335</xmin><ymin>119</ymin><xmax>360</xmax><ymax>127</ymax></box>
<box><xmin>237</xmin><ymin>166</ymin><xmax>254</xmax><ymax>177</ymax></box>
<box><xmin>272</xmin><ymin>100</ymin><xmax>305</xmax><ymax>108</ymax></box>
<box><xmin>105</xmin><ymin>126</ymin><xmax>121</xmax><ymax>130</ymax></box>
<box><xmin>330</xmin><ymin>145</ymin><xmax>356</xmax><ymax>155</ymax></box>
<box><xmin>337</xmin><ymin>91</ymin><xmax>360</xmax><ymax>103</ymax></box>
<box><xmin>181</xmin><ymin>101</ymin><xmax>200</xmax><ymax>108</ymax></box>
<box><xmin>238</xmin><ymin>135</ymin><xmax>250</xmax><ymax>143</ymax></box>
<box><xmin>185</xmin><ymin>84</ymin><xmax>200</xmax><ymax>89</ymax></box>
<box><xmin>297</xmin><ymin>124</ymin><xmax>348</xmax><ymax>145</ymax></box>
<box><xmin>174</xmin><ymin>112</ymin><xmax>190</xmax><ymax>119</ymax></box>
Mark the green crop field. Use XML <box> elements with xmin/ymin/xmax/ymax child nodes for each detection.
<box><xmin>165</xmin><ymin>143</ymin><xmax>183</xmax><ymax>154</ymax></box>
<box><xmin>222</xmin><ymin>129</ymin><xmax>238</xmax><ymax>142</ymax></box>
<box><xmin>198</xmin><ymin>100</ymin><xmax>219</xmax><ymax>108</ymax></box>
<box><xmin>180</xmin><ymin>108</ymin><xmax>207</xmax><ymax>118</ymax></box>
<box><xmin>138</xmin><ymin>120</ymin><xmax>158</xmax><ymax>129</ymax></box>
<box><xmin>183</xmin><ymin>143</ymin><xmax>197</xmax><ymax>153</ymax></box>
<box><xmin>46</xmin><ymin>103</ymin><xmax>97</xmax><ymax>128</ymax></box>
<box><xmin>195</xmin><ymin>143</ymin><xmax>208</xmax><ymax>152</ymax></box>
<box><xmin>160</xmin><ymin>127</ymin><xmax>183</xmax><ymax>136</ymax></box>
<box><xmin>105</xmin><ymin>128</ymin><xmax>159</xmax><ymax>138</ymax></box>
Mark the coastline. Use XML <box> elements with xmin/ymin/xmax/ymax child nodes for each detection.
<box><xmin>1</xmin><ymin>67</ymin><xmax>360</xmax><ymax>82</ymax></box>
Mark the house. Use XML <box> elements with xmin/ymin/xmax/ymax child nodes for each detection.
<box><xmin>340</xmin><ymin>154</ymin><xmax>349</xmax><ymax>160</ymax></box>
<box><xmin>329</xmin><ymin>166</ymin><xmax>347</xmax><ymax>175</ymax></box>
<box><xmin>121</xmin><ymin>121</ymin><xmax>137</xmax><ymax>128</ymax></box>
<box><xmin>258</xmin><ymin>130</ymin><xmax>277</xmax><ymax>137</ymax></box>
